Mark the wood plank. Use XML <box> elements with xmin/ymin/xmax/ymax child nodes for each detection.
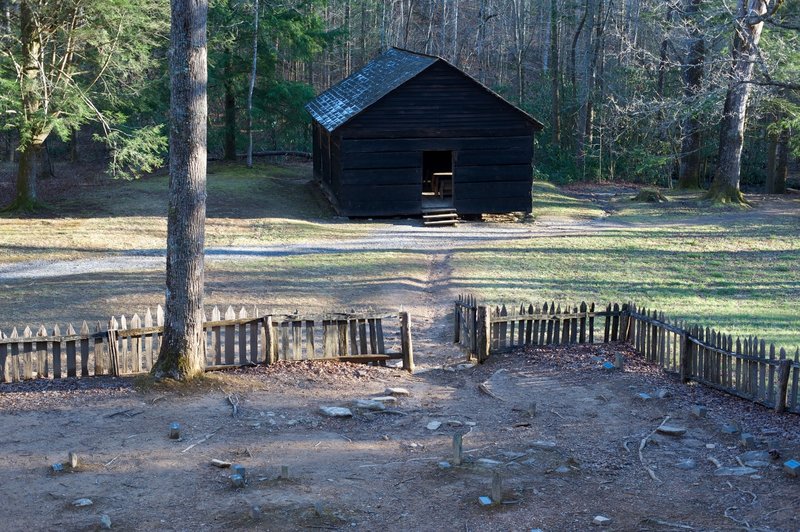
<box><xmin>337</xmin><ymin>320</ymin><xmax>349</xmax><ymax>356</ymax></box>
<box><xmin>281</xmin><ymin>322</ymin><xmax>291</xmax><ymax>360</ymax></box>
<box><xmin>292</xmin><ymin>320</ymin><xmax>303</xmax><ymax>360</ymax></box>
<box><xmin>305</xmin><ymin>320</ymin><xmax>315</xmax><ymax>359</ymax></box>
<box><xmin>249</xmin><ymin>320</ymin><xmax>259</xmax><ymax>364</ymax></box>
<box><xmin>358</xmin><ymin>319</ymin><xmax>368</xmax><ymax>354</ymax></box>
<box><xmin>66</xmin><ymin>324</ymin><xmax>77</xmax><ymax>378</ymax></box>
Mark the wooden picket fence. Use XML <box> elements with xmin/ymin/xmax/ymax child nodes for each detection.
<box><xmin>454</xmin><ymin>295</ymin><xmax>800</xmax><ymax>414</ymax></box>
<box><xmin>0</xmin><ymin>305</ymin><xmax>414</xmax><ymax>383</ymax></box>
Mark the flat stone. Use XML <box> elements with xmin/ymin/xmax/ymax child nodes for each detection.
<box><xmin>319</xmin><ymin>406</ymin><xmax>353</xmax><ymax>418</ymax></box>
<box><xmin>784</xmin><ymin>459</ymin><xmax>800</xmax><ymax>477</ymax></box>
<box><xmin>739</xmin><ymin>433</ymin><xmax>755</xmax><ymax>448</ymax></box>
<box><xmin>426</xmin><ymin>421</ymin><xmax>442</xmax><ymax>431</ymax></box>
<box><xmin>530</xmin><ymin>440</ymin><xmax>558</xmax><ymax>450</ymax></box>
<box><xmin>438</xmin><ymin>461</ymin><xmax>451</xmax><ymax>470</ymax></box>
<box><xmin>446</xmin><ymin>419</ymin><xmax>463</xmax><ymax>427</ymax></box>
<box><xmin>722</xmin><ymin>424</ymin><xmax>739</xmax><ymax>434</ymax></box>
<box><xmin>740</xmin><ymin>451</ymin><xmax>770</xmax><ymax>462</ymax></box>
<box><xmin>211</xmin><ymin>459</ymin><xmax>231</xmax><ymax>468</ymax></box>
<box><xmin>72</xmin><ymin>498</ymin><xmax>93</xmax><ymax>507</ymax></box>
<box><xmin>476</xmin><ymin>458</ymin><xmax>503</xmax><ymax>468</ymax></box>
<box><xmin>691</xmin><ymin>405</ymin><xmax>708</xmax><ymax>418</ymax></box>
<box><xmin>352</xmin><ymin>399</ymin><xmax>386</xmax><ymax>411</ymax></box>
<box><xmin>68</xmin><ymin>452</ymin><xmax>79</xmax><ymax>468</ymax></box>
<box><xmin>464</xmin><ymin>421</ymin><xmax>477</xmax><ymax>427</ymax></box>
<box><xmin>714</xmin><ymin>467</ymin><xmax>758</xmax><ymax>476</ymax></box>
<box><xmin>744</xmin><ymin>460</ymin><xmax>770</xmax><ymax>468</ymax></box>
<box><xmin>371</xmin><ymin>396</ymin><xmax>398</xmax><ymax>404</ymax></box>
<box><xmin>553</xmin><ymin>465</ymin><xmax>571</xmax><ymax>474</ymax></box>
<box><xmin>706</xmin><ymin>444</ymin><xmax>716</xmax><ymax>449</ymax></box>
<box><xmin>502</xmin><ymin>451</ymin><xmax>526</xmax><ymax>460</ymax></box>
<box><xmin>593</xmin><ymin>515</ymin><xmax>612</xmax><ymax>526</ymax></box>
<box><xmin>99</xmin><ymin>515</ymin><xmax>112</xmax><ymax>530</ymax></box>
<box><xmin>676</xmin><ymin>459</ymin><xmax>696</xmax><ymax>470</ymax></box>
<box><xmin>385</xmin><ymin>387</ymin><xmax>411</xmax><ymax>396</ymax></box>
<box><xmin>656</xmin><ymin>425</ymin><xmax>687</xmax><ymax>436</ymax></box>
<box><xmin>637</xmin><ymin>393</ymin><xmax>652</xmax><ymax>400</ymax></box>
<box><xmin>478</xmin><ymin>496</ymin><xmax>493</xmax><ymax>507</ymax></box>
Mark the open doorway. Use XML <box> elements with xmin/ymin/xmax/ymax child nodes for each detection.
<box><xmin>422</xmin><ymin>151</ymin><xmax>453</xmax><ymax>207</ymax></box>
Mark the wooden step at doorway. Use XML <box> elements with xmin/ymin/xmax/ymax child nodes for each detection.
<box><xmin>422</xmin><ymin>207</ymin><xmax>458</xmax><ymax>227</ymax></box>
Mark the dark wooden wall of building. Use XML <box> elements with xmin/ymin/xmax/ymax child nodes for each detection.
<box><xmin>315</xmin><ymin>61</ymin><xmax>537</xmax><ymax>217</ymax></box>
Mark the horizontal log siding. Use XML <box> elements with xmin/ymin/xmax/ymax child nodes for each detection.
<box><xmin>340</xmin><ymin>62</ymin><xmax>536</xmax><ymax>137</ymax></box>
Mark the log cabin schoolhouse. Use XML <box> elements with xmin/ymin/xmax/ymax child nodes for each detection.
<box><xmin>305</xmin><ymin>47</ymin><xmax>543</xmax><ymax>218</ymax></box>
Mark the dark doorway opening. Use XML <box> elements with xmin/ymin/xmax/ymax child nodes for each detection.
<box><xmin>422</xmin><ymin>151</ymin><xmax>453</xmax><ymax>207</ymax></box>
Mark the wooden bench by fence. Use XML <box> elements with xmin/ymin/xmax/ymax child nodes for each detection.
<box><xmin>453</xmin><ymin>295</ymin><xmax>800</xmax><ymax>415</ymax></box>
<box><xmin>0</xmin><ymin>307</ymin><xmax>414</xmax><ymax>383</ymax></box>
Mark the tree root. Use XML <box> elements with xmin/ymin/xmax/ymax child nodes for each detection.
<box><xmin>703</xmin><ymin>185</ymin><xmax>751</xmax><ymax>206</ymax></box>
<box><xmin>0</xmin><ymin>196</ymin><xmax>49</xmax><ymax>214</ymax></box>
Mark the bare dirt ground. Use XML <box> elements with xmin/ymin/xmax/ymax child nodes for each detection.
<box><xmin>1</xmin><ymin>345</ymin><xmax>799</xmax><ymax>531</ymax></box>
<box><xmin>2</xmin><ymin>172</ymin><xmax>799</xmax><ymax>530</ymax></box>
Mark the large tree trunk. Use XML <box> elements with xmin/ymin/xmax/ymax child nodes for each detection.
<box><xmin>10</xmin><ymin>0</ymin><xmax>45</xmax><ymax>210</ymax></box>
<box><xmin>246</xmin><ymin>0</ymin><xmax>259</xmax><ymax>169</ymax></box>
<box><xmin>765</xmin><ymin>125</ymin><xmax>788</xmax><ymax>193</ymax></box>
<box><xmin>223</xmin><ymin>48</ymin><xmax>237</xmax><ymax>162</ymax></box>
<box><xmin>154</xmin><ymin>0</ymin><xmax>208</xmax><ymax>381</ymax></box>
<box><xmin>549</xmin><ymin>0</ymin><xmax>561</xmax><ymax>146</ymax></box>
<box><xmin>677</xmin><ymin>0</ymin><xmax>704</xmax><ymax>189</ymax></box>
<box><xmin>708</xmin><ymin>0</ymin><xmax>770</xmax><ymax>203</ymax></box>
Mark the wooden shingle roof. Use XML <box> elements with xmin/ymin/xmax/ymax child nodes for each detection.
<box><xmin>306</xmin><ymin>48</ymin><xmax>543</xmax><ymax>133</ymax></box>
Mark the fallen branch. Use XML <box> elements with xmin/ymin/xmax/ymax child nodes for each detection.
<box><xmin>639</xmin><ymin>415</ymin><xmax>670</xmax><ymax>482</ymax></box>
<box><xmin>478</xmin><ymin>382</ymin><xmax>505</xmax><ymax>401</ymax></box>
<box><xmin>181</xmin><ymin>426</ymin><xmax>222</xmax><ymax>453</ymax></box>
<box><xmin>640</xmin><ymin>517</ymin><xmax>695</xmax><ymax>530</ymax></box>
<box><xmin>707</xmin><ymin>456</ymin><xmax>722</xmax><ymax>469</ymax></box>
<box><xmin>104</xmin><ymin>455</ymin><xmax>120</xmax><ymax>467</ymax></box>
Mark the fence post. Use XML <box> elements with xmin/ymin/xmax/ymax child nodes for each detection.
<box><xmin>400</xmin><ymin>312</ymin><xmax>414</xmax><ymax>372</ymax></box>
<box><xmin>262</xmin><ymin>316</ymin><xmax>275</xmax><ymax>365</ymax></box>
<box><xmin>477</xmin><ymin>306</ymin><xmax>490</xmax><ymax>363</ymax></box>
<box><xmin>107</xmin><ymin>329</ymin><xmax>120</xmax><ymax>377</ymax></box>
<box><xmin>680</xmin><ymin>332</ymin><xmax>692</xmax><ymax>383</ymax></box>
<box><xmin>775</xmin><ymin>358</ymin><xmax>791</xmax><ymax>413</ymax></box>
<box><xmin>453</xmin><ymin>301</ymin><xmax>461</xmax><ymax>344</ymax></box>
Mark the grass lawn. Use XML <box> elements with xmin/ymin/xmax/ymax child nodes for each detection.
<box><xmin>453</xmin><ymin>184</ymin><xmax>800</xmax><ymax>349</ymax></box>
<box><xmin>1</xmin><ymin>165</ymin><xmax>798</xmax><ymax>351</ymax></box>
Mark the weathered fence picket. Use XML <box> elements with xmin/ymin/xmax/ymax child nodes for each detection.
<box><xmin>454</xmin><ymin>295</ymin><xmax>800</xmax><ymax>414</ymax></box>
<box><xmin>0</xmin><ymin>307</ymin><xmax>415</xmax><ymax>384</ymax></box>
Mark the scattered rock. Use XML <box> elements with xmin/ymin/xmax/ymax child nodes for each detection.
<box><xmin>654</xmin><ymin>388</ymin><xmax>671</xmax><ymax>399</ymax></box>
<box><xmin>210</xmin><ymin>459</ymin><xmax>231</xmax><ymax>468</ymax></box>
<box><xmin>656</xmin><ymin>425</ymin><xmax>687</xmax><ymax>436</ymax></box>
<box><xmin>319</xmin><ymin>406</ymin><xmax>353</xmax><ymax>418</ymax></box>
<box><xmin>385</xmin><ymin>387</ymin><xmax>410</xmax><ymax>396</ymax></box>
<box><xmin>739</xmin><ymin>433</ymin><xmax>755</xmax><ymax>448</ymax></box>
<box><xmin>784</xmin><ymin>459</ymin><xmax>800</xmax><ymax>477</ymax></box>
<box><xmin>714</xmin><ymin>467</ymin><xmax>758</xmax><ymax>477</ymax></box>
<box><xmin>706</xmin><ymin>444</ymin><xmax>716</xmax><ymax>449</ymax></box>
<box><xmin>636</xmin><ymin>393</ymin><xmax>652</xmax><ymax>401</ymax></box>
<box><xmin>530</xmin><ymin>440</ymin><xmax>558</xmax><ymax>450</ymax></box>
<box><xmin>68</xmin><ymin>452</ymin><xmax>79</xmax><ymax>468</ymax></box>
<box><xmin>426</xmin><ymin>421</ymin><xmax>442</xmax><ymax>431</ymax></box>
<box><xmin>230</xmin><ymin>474</ymin><xmax>246</xmax><ymax>488</ymax></box>
<box><xmin>553</xmin><ymin>465</ymin><xmax>572</xmax><ymax>474</ymax></box>
<box><xmin>593</xmin><ymin>515</ymin><xmax>612</xmax><ymax>526</ymax></box>
<box><xmin>445</xmin><ymin>419</ymin><xmax>463</xmax><ymax>427</ymax></box>
<box><xmin>740</xmin><ymin>451</ymin><xmax>770</xmax><ymax>462</ymax></box>
<box><xmin>691</xmin><ymin>405</ymin><xmax>708</xmax><ymax>418</ymax></box>
<box><xmin>99</xmin><ymin>514</ymin><xmax>112</xmax><ymax>529</ymax></box>
<box><xmin>676</xmin><ymin>459</ymin><xmax>696</xmax><ymax>470</ymax></box>
<box><xmin>722</xmin><ymin>424</ymin><xmax>739</xmax><ymax>434</ymax></box>
<box><xmin>72</xmin><ymin>498</ymin><xmax>93</xmax><ymax>507</ymax></box>
<box><xmin>352</xmin><ymin>399</ymin><xmax>386</xmax><ymax>411</ymax></box>
<box><xmin>371</xmin><ymin>396</ymin><xmax>398</xmax><ymax>404</ymax></box>
<box><xmin>464</xmin><ymin>421</ymin><xmax>477</xmax><ymax>427</ymax></box>
<box><xmin>478</xmin><ymin>496</ymin><xmax>493</xmax><ymax>507</ymax></box>
<box><xmin>476</xmin><ymin>458</ymin><xmax>503</xmax><ymax>468</ymax></box>
<box><xmin>438</xmin><ymin>461</ymin><xmax>451</xmax><ymax>470</ymax></box>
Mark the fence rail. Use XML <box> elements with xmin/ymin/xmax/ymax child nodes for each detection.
<box><xmin>454</xmin><ymin>295</ymin><xmax>800</xmax><ymax>414</ymax></box>
<box><xmin>0</xmin><ymin>306</ymin><xmax>414</xmax><ymax>383</ymax></box>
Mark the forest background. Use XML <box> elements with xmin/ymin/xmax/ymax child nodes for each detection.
<box><xmin>1</xmin><ymin>0</ymin><xmax>798</xmax><ymax>210</ymax></box>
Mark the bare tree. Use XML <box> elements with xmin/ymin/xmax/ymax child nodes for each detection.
<box><xmin>677</xmin><ymin>0</ymin><xmax>705</xmax><ymax>189</ymax></box>
<box><xmin>153</xmin><ymin>0</ymin><xmax>208</xmax><ymax>380</ymax></box>
<box><xmin>246</xmin><ymin>0</ymin><xmax>259</xmax><ymax>168</ymax></box>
